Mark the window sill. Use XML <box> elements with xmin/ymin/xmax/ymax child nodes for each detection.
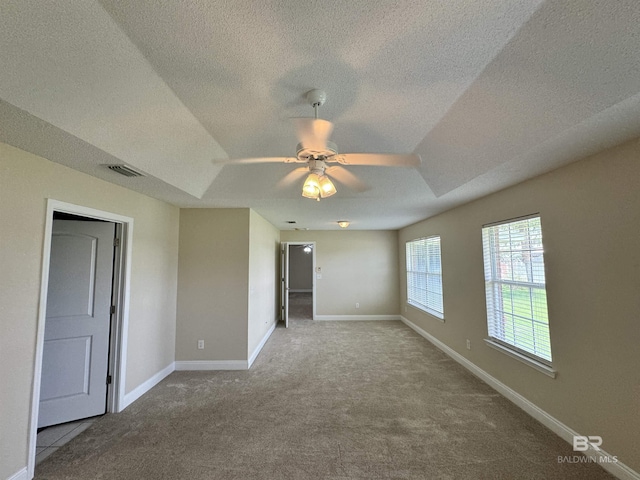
<box><xmin>406</xmin><ymin>303</ymin><xmax>444</xmax><ymax>322</ymax></box>
<box><xmin>484</xmin><ymin>339</ymin><xmax>557</xmax><ymax>378</ymax></box>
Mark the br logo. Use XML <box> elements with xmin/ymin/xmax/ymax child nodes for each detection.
<box><xmin>573</xmin><ymin>435</ymin><xmax>602</xmax><ymax>452</ymax></box>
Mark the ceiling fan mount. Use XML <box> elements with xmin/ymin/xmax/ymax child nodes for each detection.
<box><xmin>306</xmin><ymin>89</ymin><xmax>327</xmax><ymax>109</ymax></box>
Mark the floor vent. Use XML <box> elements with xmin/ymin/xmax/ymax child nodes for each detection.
<box><xmin>104</xmin><ymin>164</ymin><xmax>145</xmax><ymax>177</ymax></box>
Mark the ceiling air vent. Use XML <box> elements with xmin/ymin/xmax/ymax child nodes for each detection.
<box><xmin>104</xmin><ymin>164</ymin><xmax>145</xmax><ymax>178</ymax></box>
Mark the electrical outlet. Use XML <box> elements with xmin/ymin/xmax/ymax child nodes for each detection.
<box><xmin>466</xmin><ymin>339</ymin><xmax>471</xmax><ymax>350</ymax></box>
<box><xmin>355</xmin><ymin>302</ymin><xmax>359</xmax><ymax>308</ymax></box>
<box><xmin>198</xmin><ymin>340</ymin><xmax>205</xmax><ymax>350</ymax></box>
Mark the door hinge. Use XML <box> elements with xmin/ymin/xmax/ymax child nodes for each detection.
<box><xmin>110</xmin><ymin>305</ymin><xmax>116</xmax><ymax>315</ymax></box>
<box><xmin>114</xmin><ymin>237</ymin><xmax>120</xmax><ymax>247</ymax></box>
<box><xmin>106</xmin><ymin>375</ymin><xmax>112</xmax><ymax>385</ymax></box>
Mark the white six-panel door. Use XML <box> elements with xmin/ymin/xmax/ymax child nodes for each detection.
<box><xmin>38</xmin><ymin>220</ymin><xmax>115</xmax><ymax>428</ymax></box>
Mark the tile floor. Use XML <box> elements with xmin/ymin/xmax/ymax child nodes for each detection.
<box><xmin>36</xmin><ymin>418</ymin><xmax>98</xmax><ymax>465</ymax></box>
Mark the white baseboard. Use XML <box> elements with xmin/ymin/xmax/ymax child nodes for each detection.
<box><xmin>400</xmin><ymin>316</ymin><xmax>639</xmax><ymax>480</ymax></box>
<box><xmin>289</xmin><ymin>289</ymin><xmax>312</xmax><ymax>293</ymax></box>
<box><xmin>121</xmin><ymin>362</ymin><xmax>175</xmax><ymax>410</ymax></box>
<box><xmin>248</xmin><ymin>322</ymin><xmax>276</xmax><ymax>368</ymax></box>
<box><xmin>174</xmin><ymin>360</ymin><xmax>248</xmax><ymax>371</ymax></box>
<box><xmin>314</xmin><ymin>314</ymin><xmax>400</xmax><ymax>321</ymax></box>
<box><xmin>6</xmin><ymin>467</ymin><xmax>28</xmax><ymax>480</ymax></box>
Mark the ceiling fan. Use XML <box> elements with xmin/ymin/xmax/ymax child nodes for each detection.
<box><xmin>222</xmin><ymin>89</ymin><xmax>421</xmax><ymax>200</ymax></box>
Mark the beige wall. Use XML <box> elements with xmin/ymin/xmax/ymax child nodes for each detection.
<box><xmin>399</xmin><ymin>138</ymin><xmax>640</xmax><ymax>471</ymax></box>
<box><xmin>288</xmin><ymin>245</ymin><xmax>313</xmax><ymax>290</ymax></box>
<box><xmin>281</xmin><ymin>230</ymin><xmax>399</xmax><ymax>316</ymax></box>
<box><xmin>247</xmin><ymin>210</ymin><xmax>280</xmax><ymax>356</ymax></box>
<box><xmin>176</xmin><ymin>209</ymin><xmax>250</xmax><ymax>361</ymax></box>
<box><xmin>0</xmin><ymin>143</ymin><xmax>179</xmax><ymax>479</ymax></box>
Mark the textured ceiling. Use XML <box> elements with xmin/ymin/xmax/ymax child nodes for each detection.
<box><xmin>1</xmin><ymin>0</ymin><xmax>639</xmax><ymax>230</ymax></box>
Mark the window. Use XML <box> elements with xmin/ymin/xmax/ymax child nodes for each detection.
<box><xmin>482</xmin><ymin>215</ymin><xmax>552</xmax><ymax>364</ymax></box>
<box><xmin>406</xmin><ymin>236</ymin><xmax>444</xmax><ymax>318</ymax></box>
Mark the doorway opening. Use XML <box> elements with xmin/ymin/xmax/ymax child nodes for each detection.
<box><xmin>281</xmin><ymin>242</ymin><xmax>316</xmax><ymax>327</ymax></box>
<box><xmin>27</xmin><ymin>200</ymin><xmax>134</xmax><ymax>478</ymax></box>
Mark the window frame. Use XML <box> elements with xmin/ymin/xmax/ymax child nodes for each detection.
<box><xmin>405</xmin><ymin>235</ymin><xmax>444</xmax><ymax>320</ymax></box>
<box><xmin>481</xmin><ymin>214</ymin><xmax>554</xmax><ymax>371</ymax></box>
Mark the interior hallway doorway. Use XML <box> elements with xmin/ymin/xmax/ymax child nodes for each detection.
<box><xmin>280</xmin><ymin>242</ymin><xmax>315</xmax><ymax>326</ymax></box>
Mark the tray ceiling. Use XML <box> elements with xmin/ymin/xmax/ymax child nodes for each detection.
<box><xmin>1</xmin><ymin>0</ymin><xmax>639</xmax><ymax>229</ymax></box>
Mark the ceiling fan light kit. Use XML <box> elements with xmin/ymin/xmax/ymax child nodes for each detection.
<box><xmin>301</xmin><ymin>158</ymin><xmax>337</xmax><ymax>201</ymax></box>
<box><xmin>318</xmin><ymin>175</ymin><xmax>337</xmax><ymax>197</ymax></box>
<box><xmin>302</xmin><ymin>173</ymin><xmax>321</xmax><ymax>199</ymax></box>
<box><xmin>337</xmin><ymin>221</ymin><xmax>350</xmax><ymax>228</ymax></box>
<box><xmin>301</xmin><ymin>171</ymin><xmax>337</xmax><ymax>201</ymax></box>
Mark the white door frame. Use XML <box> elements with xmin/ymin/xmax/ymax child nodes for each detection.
<box><xmin>27</xmin><ymin>199</ymin><xmax>134</xmax><ymax>478</ymax></box>
<box><xmin>280</xmin><ymin>242</ymin><xmax>289</xmax><ymax>327</ymax></box>
<box><xmin>282</xmin><ymin>242</ymin><xmax>316</xmax><ymax>321</ymax></box>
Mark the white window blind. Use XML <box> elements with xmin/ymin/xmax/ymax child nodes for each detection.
<box><xmin>482</xmin><ymin>216</ymin><xmax>552</xmax><ymax>364</ymax></box>
<box><xmin>406</xmin><ymin>236</ymin><xmax>444</xmax><ymax>318</ymax></box>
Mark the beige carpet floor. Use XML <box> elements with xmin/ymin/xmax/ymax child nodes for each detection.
<box><xmin>36</xmin><ymin>294</ymin><xmax>614</xmax><ymax>479</ymax></box>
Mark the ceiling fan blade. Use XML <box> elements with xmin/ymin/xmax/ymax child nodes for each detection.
<box><xmin>214</xmin><ymin>156</ymin><xmax>304</xmax><ymax>165</ymax></box>
<box><xmin>294</xmin><ymin>118</ymin><xmax>334</xmax><ymax>151</ymax></box>
<box><xmin>276</xmin><ymin>167</ymin><xmax>308</xmax><ymax>189</ymax></box>
<box><xmin>335</xmin><ymin>153</ymin><xmax>421</xmax><ymax>167</ymax></box>
<box><xmin>326</xmin><ymin>166</ymin><xmax>369</xmax><ymax>192</ymax></box>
